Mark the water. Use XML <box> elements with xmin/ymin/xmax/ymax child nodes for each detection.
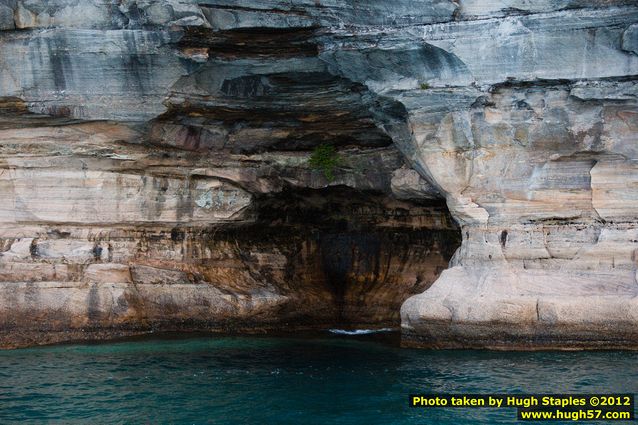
<box><xmin>0</xmin><ymin>332</ymin><xmax>636</xmax><ymax>424</ymax></box>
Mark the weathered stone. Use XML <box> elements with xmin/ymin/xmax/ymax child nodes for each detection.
<box><xmin>130</xmin><ymin>265</ymin><xmax>192</xmax><ymax>285</ymax></box>
<box><xmin>85</xmin><ymin>264</ymin><xmax>132</xmax><ymax>284</ymax></box>
<box><xmin>1</xmin><ymin>238</ymin><xmax>35</xmax><ymax>260</ymax></box>
<box><xmin>622</xmin><ymin>23</ymin><xmax>638</xmax><ymax>55</ymax></box>
<box><xmin>0</xmin><ymin>0</ymin><xmax>637</xmax><ymax>350</ymax></box>
<box><xmin>391</xmin><ymin>167</ymin><xmax>440</xmax><ymax>200</ymax></box>
<box><xmin>0</xmin><ymin>29</ymin><xmax>187</xmax><ymax>120</ymax></box>
<box><xmin>0</xmin><ymin>4</ymin><xmax>14</xmax><ymax>30</ymax></box>
<box><xmin>0</xmin><ymin>169</ymin><xmax>253</xmax><ymax>224</ymax></box>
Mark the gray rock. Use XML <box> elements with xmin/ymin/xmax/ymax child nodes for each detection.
<box><xmin>0</xmin><ymin>4</ymin><xmax>14</xmax><ymax>30</ymax></box>
<box><xmin>623</xmin><ymin>23</ymin><xmax>638</xmax><ymax>55</ymax></box>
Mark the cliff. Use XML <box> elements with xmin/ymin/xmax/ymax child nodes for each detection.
<box><xmin>0</xmin><ymin>0</ymin><xmax>636</xmax><ymax>349</ymax></box>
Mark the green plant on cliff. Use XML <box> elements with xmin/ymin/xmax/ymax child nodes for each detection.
<box><xmin>309</xmin><ymin>144</ymin><xmax>342</xmax><ymax>182</ymax></box>
<box><xmin>420</xmin><ymin>82</ymin><xmax>430</xmax><ymax>90</ymax></box>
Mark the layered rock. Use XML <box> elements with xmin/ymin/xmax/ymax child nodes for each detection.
<box><xmin>386</xmin><ymin>11</ymin><xmax>638</xmax><ymax>349</ymax></box>
<box><xmin>400</xmin><ymin>81</ymin><xmax>638</xmax><ymax>349</ymax></box>
<box><xmin>1</xmin><ymin>0</ymin><xmax>637</xmax><ymax>349</ymax></box>
<box><xmin>0</xmin><ymin>100</ymin><xmax>459</xmax><ymax>347</ymax></box>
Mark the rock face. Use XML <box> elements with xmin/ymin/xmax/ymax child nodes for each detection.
<box><xmin>0</xmin><ymin>0</ymin><xmax>637</xmax><ymax>349</ymax></box>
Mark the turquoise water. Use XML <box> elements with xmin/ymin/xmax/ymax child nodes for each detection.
<box><xmin>0</xmin><ymin>333</ymin><xmax>637</xmax><ymax>424</ymax></box>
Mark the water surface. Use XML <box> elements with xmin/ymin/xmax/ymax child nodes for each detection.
<box><xmin>0</xmin><ymin>333</ymin><xmax>636</xmax><ymax>424</ymax></box>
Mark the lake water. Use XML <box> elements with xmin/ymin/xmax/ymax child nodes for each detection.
<box><xmin>0</xmin><ymin>332</ymin><xmax>636</xmax><ymax>424</ymax></box>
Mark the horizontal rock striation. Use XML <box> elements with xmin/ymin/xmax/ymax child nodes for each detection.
<box><xmin>0</xmin><ymin>0</ymin><xmax>637</xmax><ymax>349</ymax></box>
<box><xmin>0</xmin><ymin>99</ymin><xmax>459</xmax><ymax>347</ymax></box>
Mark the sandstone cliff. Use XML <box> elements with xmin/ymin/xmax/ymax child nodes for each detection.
<box><xmin>0</xmin><ymin>0</ymin><xmax>636</xmax><ymax>349</ymax></box>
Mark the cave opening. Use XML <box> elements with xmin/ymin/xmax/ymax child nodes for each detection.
<box><xmin>229</xmin><ymin>185</ymin><xmax>462</xmax><ymax>329</ymax></box>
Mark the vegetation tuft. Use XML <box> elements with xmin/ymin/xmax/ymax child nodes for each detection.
<box><xmin>309</xmin><ymin>144</ymin><xmax>342</xmax><ymax>182</ymax></box>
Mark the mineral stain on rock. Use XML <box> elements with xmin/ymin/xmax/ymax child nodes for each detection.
<box><xmin>195</xmin><ymin>190</ymin><xmax>213</xmax><ymax>209</ymax></box>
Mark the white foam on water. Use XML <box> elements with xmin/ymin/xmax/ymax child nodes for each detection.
<box><xmin>328</xmin><ymin>328</ymin><xmax>395</xmax><ymax>335</ymax></box>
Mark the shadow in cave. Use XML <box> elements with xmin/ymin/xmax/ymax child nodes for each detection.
<box><xmin>245</xmin><ymin>185</ymin><xmax>462</xmax><ymax>328</ymax></box>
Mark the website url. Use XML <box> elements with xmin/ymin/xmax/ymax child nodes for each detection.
<box><xmin>519</xmin><ymin>409</ymin><xmax>632</xmax><ymax>421</ymax></box>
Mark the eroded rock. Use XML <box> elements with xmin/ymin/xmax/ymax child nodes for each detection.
<box><xmin>0</xmin><ymin>0</ymin><xmax>637</xmax><ymax>349</ymax></box>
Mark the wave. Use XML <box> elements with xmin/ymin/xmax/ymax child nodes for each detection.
<box><xmin>328</xmin><ymin>328</ymin><xmax>395</xmax><ymax>335</ymax></box>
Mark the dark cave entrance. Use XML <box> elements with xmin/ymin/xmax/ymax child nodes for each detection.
<box><xmin>240</xmin><ymin>185</ymin><xmax>462</xmax><ymax>328</ymax></box>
